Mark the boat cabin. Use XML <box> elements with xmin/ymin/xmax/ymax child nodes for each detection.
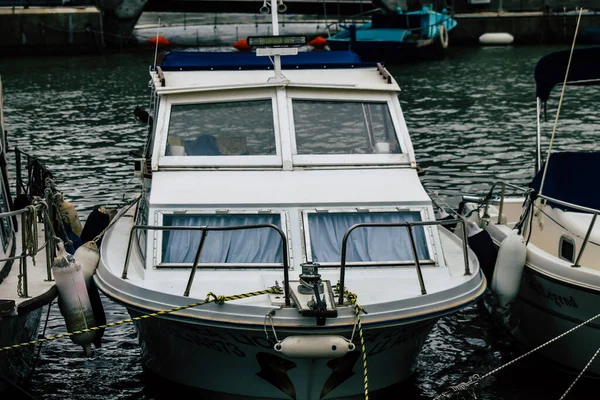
<box><xmin>134</xmin><ymin>51</ymin><xmax>449</xmax><ymax>279</ymax></box>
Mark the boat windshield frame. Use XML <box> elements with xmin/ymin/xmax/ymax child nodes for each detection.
<box><xmin>153</xmin><ymin>86</ymin><xmax>413</xmax><ymax>169</ymax></box>
<box><xmin>155</xmin><ymin>87</ymin><xmax>283</xmax><ymax>168</ymax></box>
<box><xmin>287</xmin><ymin>88</ymin><xmax>411</xmax><ymax>167</ymax></box>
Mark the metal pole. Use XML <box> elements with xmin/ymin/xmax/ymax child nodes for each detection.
<box><xmin>20</xmin><ymin>213</ymin><xmax>28</xmax><ymax>297</ymax></box>
<box><xmin>121</xmin><ymin>227</ymin><xmax>137</xmax><ymax>279</ymax></box>
<box><xmin>184</xmin><ymin>229</ymin><xmax>209</xmax><ymax>297</ymax></box>
<box><xmin>536</xmin><ymin>97</ymin><xmax>542</xmax><ymax>173</ymax></box>
<box><xmin>460</xmin><ymin>220</ymin><xmax>471</xmax><ymax>276</ymax></box>
<box><xmin>271</xmin><ymin>0</ymin><xmax>282</xmax><ymax>80</ymax></box>
<box><xmin>498</xmin><ymin>182</ymin><xmax>506</xmax><ymax>225</ymax></box>
<box><xmin>406</xmin><ymin>224</ymin><xmax>427</xmax><ymax>295</ymax></box>
<box><xmin>15</xmin><ymin>148</ymin><xmax>21</xmax><ymax>197</ymax></box>
<box><xmin>573</xmin><ymin>213</ymin><xmax>597</xmax><ymax>268</ymax></box>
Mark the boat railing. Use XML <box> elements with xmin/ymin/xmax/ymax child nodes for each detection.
<box><xmin>122</xmin><ymin>224</ymin><xmax>292</xmax><ymax>306</ymax></box>
<box><xmin>15</xmin><ymin>147</ymin><xmax>53</xmax><ymax>200</ymax></box>
<box><xmin>337</xmin><ymin>218</ymin><xmax>470</xmax><ymax>305</ymax></box>
<box><xmin>472</xmin><ymin>181</ymin><xmax>600</xmax><ymax>268</ymax></box>
<box><xmin>0</xmin><ymin>202</ymin><xmax>55</xmax><ymax>298</ymax></box>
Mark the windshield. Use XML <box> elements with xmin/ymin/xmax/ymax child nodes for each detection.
<box><xmin>166</xmin><ymin>99</ymin><xmax>276</xmax><ymax>156</ymax></box>
<box><xmin>293</xmin><ymin>100</ymin><xmax>400</xmax><ymax>155</ymax></box>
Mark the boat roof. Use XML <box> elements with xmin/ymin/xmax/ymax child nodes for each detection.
<box><xmin>160</xmin><ymin>50</ymin><xmax>372</xmax><ymax>71</ymax></box>
<box><xmin>530</xmin><ymin>152</ymin><xmax>600</xmax><ymax>212</ymax></box>
<box><xmin>154</xmin><ymin>51</ymin><xmax>401</xmax><ymax>92</ymax></box>
<box><xmin>535</xmin><ymin>46</ymin><xmax>600</xmax><ymax>102</ymax></box>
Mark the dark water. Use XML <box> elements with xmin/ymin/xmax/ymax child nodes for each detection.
<box><xmin>1</xmin><ymin>40</ymin><xmax>599</xmax><ymax>400</ymax></box>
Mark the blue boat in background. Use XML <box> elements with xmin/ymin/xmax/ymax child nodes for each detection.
<box><xmin>327</xmin><ymin>2</ymin><xmax>457</xmax><ymax>63</ymax></box>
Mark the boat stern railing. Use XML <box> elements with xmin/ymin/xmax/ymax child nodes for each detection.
<box><xmin>471</xmin><ymin>181</ymin><xmax>600</xmax><ymax>268</ymax></box>
<box><xmin>337</xmin><ymin>218</ymin><xmax>470</xmax><ymax>306</ymax></box>
<box><xmin>0</xmin><ymin>201</ymin><xmax>57</xmax><ymax>298</ymax></box>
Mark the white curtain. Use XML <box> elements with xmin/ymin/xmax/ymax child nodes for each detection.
<box><xmin>308</xmin><ymin>212</ymin><xmax>429</xmax><ymax>263</ymax></box>
<box><xmin>162</xmin><ymin>214</ymin><xmax>282</xmax><ymax>264</ymax></box>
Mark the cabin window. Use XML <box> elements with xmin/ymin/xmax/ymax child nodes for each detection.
<box><xmin>559</xmin><ymin>235</ymin><xmax>575</xmax><ymax>263</ymax></box>
<box><xmin>293</xmin><ymin>100</ymin><xmax>400</xmax><ymax>155</ymax></box>
<box><xmin>161</xmin><ymin>213</ymin><xmax>283</xmax><ymax>266</ymax></box>
<box><xmin>303</xmin><ymin>211</ymin><xmax>429</xmax><ymax>265</ymax></box>
<box><xmin>166</xmin><ymin>100</ymin><xmax>276</xmax><ymax>156</ymax></box>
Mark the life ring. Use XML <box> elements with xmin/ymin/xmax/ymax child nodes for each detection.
<box><xmin>439</xmin><ymin>25</ymin><xmax>449</xmax><ymax>49</ymax></box>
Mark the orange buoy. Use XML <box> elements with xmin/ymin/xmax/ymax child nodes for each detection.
<box><xmin>233</xmin><ymin>39</ymin><xmax>251</xmax><ymax>52</ymax></box>
<box><xmin>308</xmin><ymin>36</ymin><xmax>327</xmax><ymax>49</ymax></box>
<box><xmin>148</xmin><ymin>35</ymin><xmax>171</xmax><ymax>48</ymax></box>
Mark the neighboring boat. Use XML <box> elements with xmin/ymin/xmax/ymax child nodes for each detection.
<box><xmin>0</xmin><ymin>79</ymin><xmax>58</xmax><ymax>395</ymax></box>
<box><xmin>133</xmin><ymin>12</ymin><xmax>335</xmax><ymax>48</ymax></box>
<box><xmin>93</xmin><ymin>2</ymin><xmax>486</xmax><ymax>398</ymax></box>
<box><xmin>326</xmin><ymin>3</ymin><xmax>457</xmax><ymax>63</ymax></box>
<box><xmin>458</xmin><ymin>46</ymin><xmax>600</xmax><ymax>375</ymax></box>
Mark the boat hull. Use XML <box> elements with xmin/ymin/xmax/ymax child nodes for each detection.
<box><xmin>505</xmin><ymin>266</ymin><xmax>600</xmax><ymax>375</ymax></box>
<box><xmin>128</xmin><ymin>307</ymin><xmax>436</xmax><ymax>399</ymax></box>
<box><xmin>0</xmin><ymin>308</ymin><xmax>43</xmax><ymax>393</ymax></box>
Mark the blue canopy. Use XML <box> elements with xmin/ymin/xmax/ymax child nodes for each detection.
<box><xmin>529</xmin><ymin>152</ymin><xmax>600</xmax><ymax>212</ymax></box>
<box><xmin>535</xmin><ymin>47</ymin><xmax>600</xmax><ymax>102</ymax></box>
<box><xmin>160</xmin><ymin>51</ymin><xmax>373</xmax><ymax>71</ymax></box>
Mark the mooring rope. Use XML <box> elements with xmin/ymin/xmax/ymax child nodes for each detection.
<box><xmin>0</xmin><ymin>287</ymin><xmax>281</xmax><ymax>353</ymax></box>
<box><xmin>92</xmin><ymin>195</ymin><xmax>141</xmax><ymax>244</ymax></box>
<box><xmin>336</xmin><ymin>283</ymin><xmax>369</xmax><ymax>399</ymax></box>
<box><xmin>433</xmin><ymin>310</ymin><xmax>600</xmax><ymax>399</ymax></box>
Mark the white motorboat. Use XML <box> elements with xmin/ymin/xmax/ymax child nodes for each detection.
<box><xmin>459</xmin><ymin>46</ymin><xmax>600</xmax><ymax>376</ymax></box>
<box><xmin>93</xmin><ymin>2</ymin><xmax>487</xmax><ymax>398</ymax></box>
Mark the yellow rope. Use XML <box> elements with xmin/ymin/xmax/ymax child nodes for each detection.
<box><xmin>0</xmin><ymin>287</ymin><xmax>281</xmax><ymax>353</ymax></box>
<box><xmin>24</xmin><ymin>205</ymin><xmax>38</xmax><ymax>265</ymax></box>
<box><xmin>337</xmin><ymin>283</ymin><xmax>369</xmax><ymax>400</ymax></box>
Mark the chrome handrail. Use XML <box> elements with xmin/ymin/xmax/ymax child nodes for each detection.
<box><xmin>337</xmin><ymin>218</ymin><xmax>469</xmax><ymax>306</ymax></box>
<box><xmin>476</xmin><ymin>181</ymin><xmax>600</xmax><ymax>268</ymax></box>
<box><xmin>0</xmin><ymin>202</ymin><xmax>53</xmax><ymax>298</ymax></box>
<box><xmin>122</xmin><ymin>224</ymin><xmax>291</xmax><ymax>306</ymax></box>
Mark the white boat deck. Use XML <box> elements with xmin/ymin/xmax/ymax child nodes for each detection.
<box><xmin>0</xmin><ymin>223</ymin><xmax>54</xmax><ymax>315</ymax></box>
<box><xmin>102</xmin><ymin>207</ymin><xmax>477</xmax><ymax>310</ymax></box>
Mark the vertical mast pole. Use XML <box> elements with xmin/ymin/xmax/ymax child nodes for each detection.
<box><xmin>535</xmin><ymin>97</ymin><xmax>542</xmax><ymax>173</ymax></box>
<box><xmin>271</xmin><ymin>1</ymin><xmax>282</xmax><ymax>80</ymax></box>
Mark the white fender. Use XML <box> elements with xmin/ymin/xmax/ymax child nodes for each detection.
<box><xmin>466</xmin><ymin>221</ymin><xmax>483</xmax><ymax>237</ymax></box>
<box><xmin>491</xmin><ymin>230</ymin><xmax>527</xmax><ymax>308</ymax></box>
<box><xmin>74</xmin><ymin>241</ymin><xmax>100</xmax><ymax>287</ymax></box>
<box><xmin>74</xmin><ymin>240</ymin><xmax>106</xmax><ymax>349</ymax></box>
<box><xmin>275</xmin><ymin>336</ymin><xmax>355</xmax><ymax>359</ymax></box>
<box><xmin>52</xmin><ymin>242</ymin><xmax>96</xmax><ymax>356</ymax></box>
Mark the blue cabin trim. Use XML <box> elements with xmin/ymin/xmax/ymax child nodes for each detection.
<box><xmin>159</xmin><ymin>51</ymin><xmax>376</xmax><ymax>71</ymax></box>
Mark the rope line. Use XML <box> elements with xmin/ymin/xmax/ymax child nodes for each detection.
<box><xmin>0</xmin><ymin>287</ymin><xmax>281</xmax><ymax>353</ymax></box>
<box><xmin>433</xmin><ymin>310</ymin><xmax>600</xmax><ymax>399</ymax></box>
<box><xmin>24</xmin><ymin>205</ymin><xmax>39</xmax><ymax>264</ymax></box>
<box><xmin>538</xmin><ymin>7</ymin><xmax>584</xmax><ymax>197</ymax></box>
<box><xmin>559</xmin><ymin>344</ymin><xmax>600</xmax><ymax>400</ymax></box>
<box><xmin>93</xmin><ymin>195</ymin><xmax>141</xmax><ymax>244</ymax></box>
<box><xmin>337</xmin><ymin>284</ymin><xmax>369</xmax><ymax>399</ymax></box>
